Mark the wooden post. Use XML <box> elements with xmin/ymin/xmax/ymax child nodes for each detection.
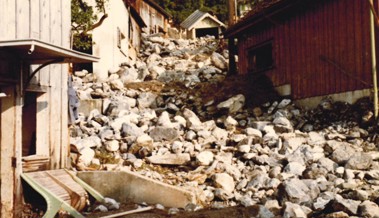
<box><xmin>1</xmin><ymin>86</ymin><xmax>17</xmax><ymax>218</ymax></box>
<box><xmin>369</xmin><ymin>0</ymin><xmax>378</xmax><ymax>119</ymax></box>
<box><xmin>227</xmin><ymin>0</ymin><xmax>237</xmax><ymax>76</ymax></box>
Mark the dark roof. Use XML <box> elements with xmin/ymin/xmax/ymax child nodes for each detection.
<box><xmin>144</xmin><ymin>0</ymin><xmax>172</xmax><ymax>18</ymax></box>
<box><xmin>130</xmin><ymin>5</ymin><xmax>147</xmax><ymax>28</ymax></box>
<box><xmin>225</xmin><ymin>0</ymin><xmax>301</xmax><ymax>37</ymax></box>
<box><xmin>180</xmin><ymin>10</ymin><xmax>226</xmax><ymax>30</ymax></box>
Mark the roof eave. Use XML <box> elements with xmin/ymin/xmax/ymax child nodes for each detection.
<box><xmin>0</xmin><ymin>39</ymin><xmax>99</xmax><ymax>64</ymax></box>
<box><xmin>224</xmin><ymin>0</ymin><xmax>298</xmax><ymax>38</ymax></box>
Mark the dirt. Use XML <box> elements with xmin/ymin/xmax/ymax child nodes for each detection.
<box><xmin>83</xmin><ymin>204</ymin><xmax>275</xmax><ymax>218</ymax></box>
<box><xmin>126</xmin><ymin>73</ymin><xmax>280</xmax><ymax>109</ymax></box>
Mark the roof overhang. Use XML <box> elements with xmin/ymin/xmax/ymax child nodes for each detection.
<box><xmin>188</xmin><ymin>14</ymin><xmax>226</xmax><ymax>31</ymax></box>
<box><xmin>224</xmin><ymin>0</ymin><xmax>301</xmax><ymax>38</ymax></box>
<box><xmin>0</xmin><ymin>39</ymin><xmax>99</xmax><ymax>64</ymax></box>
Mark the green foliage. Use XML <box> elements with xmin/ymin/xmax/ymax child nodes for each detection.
<box><xmin>71</xmin><ymin>0</ymin><xmax>108</xmax><ymax>50</ymax></box>
<box><xmin>155</xmin><ymin>0</ymin><xmax>228</xmax><ymax>26</ymax></box>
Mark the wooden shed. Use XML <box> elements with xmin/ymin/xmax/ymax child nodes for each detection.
<box><xmin>181</xmin><ymin>10</ymin><xmax>226</xmax><ymax>39</ymax></box>
<box><xmin>225</xmin><ymin>0</ymin><xmax>378</xmax><ymax>105</ymax></box>
<box><xmin>0</xmin><ymin>1</ymin><xmax>98</xmax><ymax>217</ymax></box>
<box><xmin>131</xmin><ymin>0</ymin><xmax>172</xmax><ymax>35</ymax></box>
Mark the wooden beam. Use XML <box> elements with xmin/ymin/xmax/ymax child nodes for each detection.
<box><xmin>1</xmin><ymin>86</ymin><xmax>17</xmax><ymax>218</ymax></box>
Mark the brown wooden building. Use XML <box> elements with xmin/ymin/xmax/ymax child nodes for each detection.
<box><xmin>225</xmin><ymin>0</ymin><xmax>378</xmax><ymax>104</ymax></box>
<box><xmin>0</xmin><ymin>0</ymin><xmax>97</xmax><ymax>217</ymax></box>
<box><xmin>131</xmin><ymin>0</ymin><xmax>172</xmax><ymax>35</ymax></box>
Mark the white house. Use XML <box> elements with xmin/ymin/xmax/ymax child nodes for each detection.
<box><xmin>180</xmin><ymin>10</ymin><xmax>226</xmax><ymax>39</ymax></box>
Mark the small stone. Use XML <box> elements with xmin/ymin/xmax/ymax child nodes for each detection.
<box><xmin>283</xmin><ymin>162</ymin><xmax>306</xmax><ymax>176</ymax></box>
<box><xmin>104</xmin><ymin>197</ymin><xmax>120</xmax><ymax>210</ymax></box>
<box><xmin>155</xmin><ymin>204</ymin><xmax>165</xmax><ymax>210</ymax></box>
<box><xmin>168</xmin><ymin>207</ymin><xmax>180</xmax><ymax>215</ymax></box>
<box><xmin>146</xmin><ymin>153</ymin><xmax>190</xmax><ymax>165</ymax></box>
<box><xmin>213</xmin><ymin>173</ymin><xmax>235</xmax><ymax>193</ymax></box>
<box><xmin>332</xmin><ymin>194</ymin><xmax>360</xmax><ymax>215</ymax></box>
<box><xmin>358</xmin><ymin>200</ymin><xmax>379</xmax><ymax>218</ymax></box>
<box><xmin>105</xmin><ymin>140</ymin><xmax>120</xmax><ymax>152</ymax></box>
<box><xmin>283</xmin><ymin>202</ymin><xmax>307</xmax><ymax>218</ymax></box>
<box><xmin>345</xmin><ymin>153</ymin><xmax>373</xmax><ymax>170</ymax></box>
<box><xmin>196</xmin><ymin>151</ymin><xmax>214</xmax><ymax>166</ymax></box>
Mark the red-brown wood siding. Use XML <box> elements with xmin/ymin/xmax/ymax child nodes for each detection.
<box><xmin>236</xmin><ymin>0</ymin><xmax>373</xmax><ymax>99</ymax></box>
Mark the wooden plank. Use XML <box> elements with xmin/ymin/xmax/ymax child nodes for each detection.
<box><xmin>14</xmin><ymin>83</ymin><xmax>23</xmax><ymax>217</ymax></box>
<box><xmin>49</xmin><ymin>0</ymin><xmax>63</xmax><ymax>169</ymax></box>
<box><xmin>0</xmin><ymin>0</ymin><xmax>16</xmax><ymax>39</ymax></box>
<box><xmin>60</xmin><ymin>0</ymin><xmax>70</xmax><ymax>168</ymax></box>
<box><xmin>30</xmin><ymin>0</ymin><xmax>40</xmax><ymax>39</ymax></box>
<box><xmin>36</xmin><ymin>92</ymin><xmax>49</xmax><ymax>156</ymax></box>
<box><xmin>1</xmin><ymin>86</ymin><xmax>16</xmax><ymax>218</ymax></box>
<box><xmin>16</xmin><ymin>0</ymin><xmax>30</xmax><ymax>39</ymax></box>
<box><xmin>39</xmin><ymin>0</ymin><xmax>50</xmax><ymax>86</ymax></box>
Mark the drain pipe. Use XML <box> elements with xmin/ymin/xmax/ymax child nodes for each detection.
<box><xmin>370</xmin><ymin>0</ymin><xmax>378</xmax><ymax>119</ymax></box>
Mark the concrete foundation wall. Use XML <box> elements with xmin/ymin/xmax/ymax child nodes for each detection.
<box><xmin>294</xmin><ymin>89</ymin><xmax>372</xmax><ymax>109</ymax></box>
<box><xmin>77</xmin><ymin>171</ymin><xmax>196</xmax><ymax>208</ymax></box>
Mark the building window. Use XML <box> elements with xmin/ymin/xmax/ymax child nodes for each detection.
<box><xmin>248</xmin><ymin>41</ymin><xmax>273</xmax><ymax>73</ymax></box>
<box><xmin>117</xmin><ymin>27</ymin><xmax>127</xmax><ymax>56</ymax></box>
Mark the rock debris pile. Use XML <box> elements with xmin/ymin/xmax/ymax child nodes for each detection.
<box><xmin>70</xmin><ymin>34</ymin><xmax>379</xmax><ymax>218</ymax></box>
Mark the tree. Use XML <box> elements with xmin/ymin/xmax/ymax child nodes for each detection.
<box><xmin>71</xmin><ymin>0</ymin><xmax>109</xmax><ymax>51</ymax></box>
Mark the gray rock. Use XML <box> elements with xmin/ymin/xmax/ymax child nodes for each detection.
<box><xmin>332</xmin><ymin>143</ymin><xmax>359</xmax><ymax>165</ymax></box>
<box><xmin>278</xmin><ymin>178</ymin><xmax>311</xmax><ymax>205</ymax></box>
<box><xmin>281</xmin><ymin>137</ymin><xmax>306</xmax><ymax>154</ymax></box>
<box><xmin>121</xmin><ymin>123</ymin><xmax>144</xmax><ymax>137</ymax></box>
<box><xmin>109</xmin><ymin>79</ymin><xmax>124</xmax><ymax>90</ymax></box>
<box><xmin>318</xmin><ymin>157</ymin><xmax>338</xmax><ymax>173</ymax></box>
<box><xmin>129</xmin><ymin>134</ymin><xmax>154</xmax><ymax>155</ymax></box>
<box><xmin>283</xmin><ymin>162</ymin><xmax>306</xmax><ymax>176</ymax></box>
<box><xmin>119</xmin><ymin>67</ymin><xmax>139</xmax><ymax>83</ymax></box>
<box><xmin>358</xmin><ymin>200</ymin><xmax>379</xmax><ymax>218</ymax></box>
<box><xmin>345</xmin><ymin>153</ymin><xmax>373</xmax><ymax>170</ymax></box>
<box><xmin>307</xmin><ymin>131</ymin><xmax>326</xmax><ymax>146</ymax></box>
<box><xmin>211</xmin><ymin>52</ymin><xmax>228</xmax><ymax>70</ymax></box>
<box><xmin>196</xmin><ymin>151</ymin><xmax>214</xmax><ymax>166</ymax></box>
<box><xmin>332</xmin><ymin>194</ymin><xmax>361</xmax><ymax>215</ymax></box>
<box><xmin>214</xmin><ymin>188</ymin><xmax>234</xmax><ymax>201</ymax></box>
<box><xmin>314</xmin><ymin>192</ymin><xmax>335</xmax><ymax>210</ymax></box>
<box><xmin>146</xmin><ymin>153</ymin><xmax>191</xmax><ymax>165</ymax></box>
<box><xmin>149</xmin><ymin>127</ymin><xmax>179</xmax><ymax>141</ymax></box>
<box><xmin>224</xmin><ymin>116</ymin><xmax>238</xmax><ymax>131</ymax></box>
<box><xmin>183</xmin><ymin>108</ymin><xmax>203</xmax><ymax>131</ymax></box>
<box><xmin>217</xmin><ymin>94</ymin><xmax>245</xmax><ymax>114</ymax></box>
<box><xmin>104</xmin><ymin>197</ymin><xmax>120</xmax><ymax>210</ymax></box>
<box><xmin>212</xmin><ymin>127</ymin><xmax>228</xmax><ymax>141</ymax></box>
<box><xmin>245</xmin><ymin>128</ymin><xmax>263</xmax><ymax>138</ymax></box>
<box><xmin>105</xmin><ymin>140</ymin><xmax>119</xmax><ymax>152</ymax></box>
<box><xmin>79</xmin><ymin>148</ymin><xmax>95</xmax><ymax>166</ymax></box>
<box><xmin>239</xmin><ymin>196</ymin><xmax>255</xmax><ymax>207</ymax></box>
<box><xmin>273</xmin><ymin>116</ymin><xmax>293</xmax><ymax>133</ymax></box>
<box><xmin>283</xmin><ymin>202</ymin><xmax>308</xmax><ymax>218</ymax></box>
<box><xmin>277</xmin><ymin>99</ymin><xmax>291</xmax><ymax>109</ymax></box>
<box><xmin>137</xmin><ymin>92</ymin><xmax>157</xmax><ymax>109</ymax></box>
<box><xmin>213</xmin><ymin>173</ymin><xmax>235</xmax><ymax>193</ymax></box>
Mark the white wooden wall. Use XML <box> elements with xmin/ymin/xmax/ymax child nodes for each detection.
<box><xmin>92</xmin><ymin>0</ymin><xmax>130</xmax><ymax>81</ymax></box>
<box><xmin>0</xmin><ymin>0</ymin><xmax>70</xmax><ymax>217</ymax></box>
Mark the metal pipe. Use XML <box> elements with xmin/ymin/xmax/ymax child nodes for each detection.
<box><xmin>369</xmin><ymin>0</ymin><xmax>378</xmax><ymax>119</ymax></box>
<box><xmin>28</xmin><ymin>43</ymin><xmax>35</xmax><ymax>54</ymax></box>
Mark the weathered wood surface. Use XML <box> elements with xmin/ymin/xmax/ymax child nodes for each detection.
<box><xmin>0</xmin><ymin>0</ymin><xmax>71</xmax><ymax>217</ymax></box>
<box><xmin>235</xmin><ymin>0</ymin><xmax>373</xmax><ymax>99</ymax></box>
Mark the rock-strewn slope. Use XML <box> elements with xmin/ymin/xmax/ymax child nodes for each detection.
<box><xmin>70</xmin><ymin>34</ymin><xmax>379</xmax><ymax>218</ymax></box>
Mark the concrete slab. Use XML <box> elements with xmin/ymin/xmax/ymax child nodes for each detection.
<box><xmin>78</xmin><ymin>100</ymin><xmax>103</xmax><ymax>117</ymax></box>
<box><xmin>76</xmin><ymin>170</ymin><xmax>196</xmax><ymax>208</ymax></box>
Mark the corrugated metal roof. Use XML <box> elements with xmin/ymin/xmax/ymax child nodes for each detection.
<box><xmin>180</xmin><ymin>10</ymin><xmax>226</xmax><ymax>30</ymax></box>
